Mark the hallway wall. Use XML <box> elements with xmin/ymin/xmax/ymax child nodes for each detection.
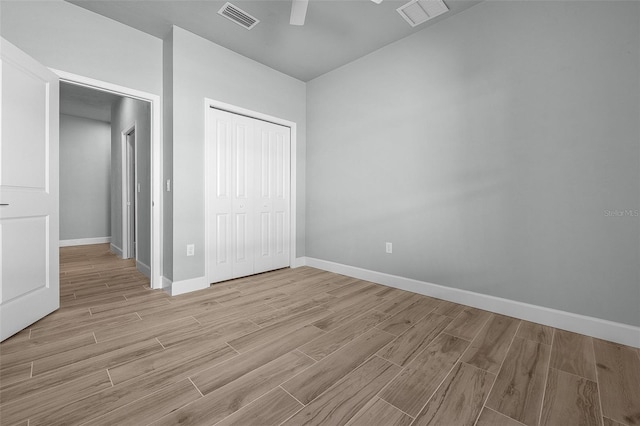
<box><xmin>110</xmin><ymin>97</ymin><xmax>152</xmax><ymax>276</ymax></box>
<box><xmin>59</xmin><ymin>114</ymin><xmax>111</xmax><ymax>242</ymax></box>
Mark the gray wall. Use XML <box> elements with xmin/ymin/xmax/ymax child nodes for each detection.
<box><xmin>1</xmin><ymin>0</ymin><xmax>161</xmax><ymax>276</ymax></box>
<box><xmin>59</xmin><ymin>114</ymin><xmax>111</xmax><ymax>241</ymax></box>
<box><xmin>162</xmin><ymin>29</ymin><xmax>174</xmax><ymax>281</ymax></box>
<box><xmin>0</xmin><ymin>0</ymin><xmax>162</xmax><ymax>96</ymax></box>
<box><xmin>110</xmin><ymin>97</ymin><xmax>152</xmax><ymax>273</ymax></box>
<box><xmin>166</xmin><ymin>26</ymin><xmax>306</xmax><ymax>283</ymax></box>
<box><xmin>306</xmin><ymin>1</ymin><xmax>640</xmax><ymax>327</ymax></box>
<box><xmin>3</xmin><ymin>0</ymin><xmax>637</xmax><ymax>326</ymax></box>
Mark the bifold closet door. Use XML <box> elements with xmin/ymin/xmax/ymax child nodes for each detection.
<box><xmin>207</xmin><ymin>109</ymin><xmax>255</xmax><ymax>282</ymax></box>
<box><xmin>253</xmin><ymin>120</ymin><xmax>291</xmax><ymax>274</ymax></box>
<box><xmin>207</xmin><ymin>108</ymin><xmax>290</xmax><ymax>284</ymax></box>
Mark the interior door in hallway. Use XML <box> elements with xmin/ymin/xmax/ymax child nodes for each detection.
<box><xmin>125</xmin><ymin>128</ymin><xmax>137</xmax><ymax>259</ymax></box>
<box><xmin>207</xmin><ymin>107</ymin><xmax>290</xmax><ymax>284</ymax></box>
<box><xmin>0</xmin><ymin>38</ymin><xmax>60</xmax><ymax>341</ymax></box>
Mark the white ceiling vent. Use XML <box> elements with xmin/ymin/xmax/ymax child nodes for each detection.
<box><xmin>218</xmin><ymin>2</ymin><xmax>259</xmax><ymax>30</ymax></box>
<box><xmin>397</xmin><ymin>0</ymin><xmax>449</xmax><ymax>27</ymax></box>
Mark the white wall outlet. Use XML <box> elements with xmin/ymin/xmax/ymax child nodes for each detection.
<box><xmin>187</xmin><ymin>244</ymin><xmax>195</xmax><ymax>256</ymax></box>
<box><xmin>386</xmin><ymin>242</ymin><xmax>392</xmax><ymax>254</ymax></box>
<box><xmin>166</xmin><ymin>179</ymin><xmax>171</xmax><ymax>192</ymax></box>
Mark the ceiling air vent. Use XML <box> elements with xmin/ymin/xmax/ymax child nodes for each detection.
<box><xmin>397</xmin><ymin>0</ymin><xmax>448</xmax><ymax>27</ymax></box>
<box><xmin>218</xmin><ymin>2</ymin><xmax>259</xmax><ymax>30</ymax></box>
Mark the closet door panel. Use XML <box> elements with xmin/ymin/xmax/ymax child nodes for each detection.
<box><xmin>254</xmin><ymin>122</ymin><xmax>290</xmax><ymax>274</ymax></box>
<box><xmin>271</xmin><ymin>128</ymin><xmax>290</xmax><ymax>269</ymax></box>
<box><xmin>207</xmin><ymin>111</ymin><xmax>233</xmax><ymax>283</ymax></box>
<box><xmin>231</xmin><ymin>118</ymin><xmax>254</xmax><ymax>279</ymax></box>
<box><xmin>254</xmin><ymin>128</ymin><xmax>273</xmax><ymax>273</ymax></box>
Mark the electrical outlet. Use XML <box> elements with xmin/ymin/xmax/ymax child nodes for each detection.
<box><xmin>187</xmin><ymin>244</ymin><xmax>195</xmax><ymax>256</ymax></box>
<box><xmin>386</xmin><ymin>242</ymin><xmax>392</xmax><ymax>254</ymax></box>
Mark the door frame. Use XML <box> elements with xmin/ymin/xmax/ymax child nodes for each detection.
<box><xmin>51</xmin><ymin>69</ymin><xmax>163</xmax><ymax>290</ymax></box>
<box><xmin>121</xmin><ymin>123</ymin><xmax>138</xmax><ymax>260</ymax></box>
<box><xmin>204</xmin><ymin>98</ymin><xmax>297</xmax><ymax>284</ymax></box>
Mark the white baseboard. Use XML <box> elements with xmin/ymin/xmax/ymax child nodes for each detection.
<box><xmin>60</xmin><ymin>237</ymin><xmax>111</xmax><ymax>247</ymax></box>
<box><xmin>136</xmin><ymin>260</ymin><xmax>151</xmax><ymax>279</ymax></box>
<box><xmin>161</xmin><ymin>276</ymin><xmax>172</xmax><ymax>290</ymax></box>
<box><xmin>110</xmin><ymin>243</ymin><xmax>123</xmax><ymax>258</ymax></box>
<box><xmin>292</xmin><ymin>257</ymin><xmax>308</xmax><ymax>268</ymax></box>
<box><xmin>302</xmin><ymin>257</ymin><xmax>640</xmax><ymax>348</ymax></box>
<box><xmin>163</xmin><ymin>276</ymin><xmax>208</xmax><ymax>296</ymax></box>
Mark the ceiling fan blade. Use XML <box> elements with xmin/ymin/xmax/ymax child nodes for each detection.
<box><xmin>290</xmin><ymin>0</ymin><xmax>309</xmax><ymax>26</ymax></box>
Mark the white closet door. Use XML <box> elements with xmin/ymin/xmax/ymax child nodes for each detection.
<box><xmin>231</xmin><ymin>115</ymin><xmax>255</xmax><ymax>279</ymax></box>
<box><xmin>207</xmin><ymin>109</ymin><xmax>234</xmax><ymax>283</ymax></box>
<box><xmin>254</xmin><ymin>121</ymin><xmax>290</xmax><ymax>274</ymax></box>
<box><xmin>206</xmin><ymin>107</ymin><xmax>290</xmax><ymax>284</ymax></box>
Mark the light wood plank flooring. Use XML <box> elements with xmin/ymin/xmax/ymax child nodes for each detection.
<box><xmin>1</xmin><ymin>244</ymin><xmax>638</xmax><ymax>425</ymax></box>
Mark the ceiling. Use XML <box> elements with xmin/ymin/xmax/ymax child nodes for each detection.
<box><xmin>60</xmin><ymin>82</ymin><xmax>122</xmax><ymax>122</ymax></box>
<box><xmin>66</xmin><ymin>0</ymin><xmax>481</xmax><ymax>82</ymax></box>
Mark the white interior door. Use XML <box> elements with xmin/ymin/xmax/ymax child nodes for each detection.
<box><xmin>126</xmin><ymin>129</ymin><xmax>136</xmax><ymax>259</ymax></box>
<box><xmin>207</xmin><ymin>107</ymin><xmax>290</xmax><ymax>284</ymax></box>
<box><xmin>0</xmin><ymin>38</ymin><xmax>60</xmax><ymax>342</ymax></box>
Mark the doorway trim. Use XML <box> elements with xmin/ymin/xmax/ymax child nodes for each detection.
<box><xmin>51</xmin><ymin>69</ymin><xmax>163</xmax><ymax>290</ymax></box>
<box><xmin>121</xmin><ymin>123</ymin><xmax>138</xmax><ymax>260</ymax></box>
<box><xmin>204</xmin><ymin>98</ymin><xmax>297</xmax><ymax>285</ymax></box>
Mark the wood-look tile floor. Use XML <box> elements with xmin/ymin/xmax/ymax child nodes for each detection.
<box><xmin>1</xmin><ymin>244</ymin><xmax>639</xmax><ymax>426</ymax></box>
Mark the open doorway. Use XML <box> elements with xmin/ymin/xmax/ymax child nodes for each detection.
<box><xmin>59</xmin><ymin>81</ymin><xmax>154</xmax><ymax>282</ymax></box>
<box><xmin>54</xmin><ymin>69</ymin><xmax>162</xmax><ymax>289</ymax></box>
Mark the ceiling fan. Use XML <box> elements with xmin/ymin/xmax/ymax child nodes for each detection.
<box><xmin>290</xmin><ymin>0</ymin><xmax>382</xmax><ymax>26</ymax></box>
<box><xmin>289</xmin><ymin>0</ymin><xmax>309</xmax><ymax>26</ymax></box>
